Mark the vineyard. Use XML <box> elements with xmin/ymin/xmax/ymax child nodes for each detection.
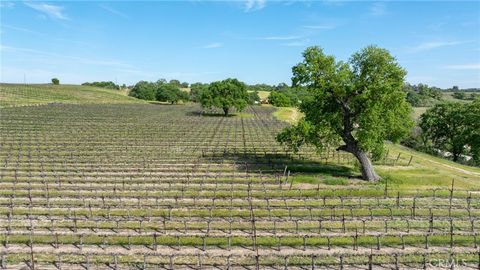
<box><xmin>1</xmin><ymin>103</ymin><xmax>479</xmax><ymax>269</ymax></box>
<box><xmin>0</xmin><ymin>84</ymin><xmax>143</xmax><ymax>108</ymax></box>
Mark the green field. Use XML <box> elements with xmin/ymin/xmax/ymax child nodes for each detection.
<box><xmin>442</xmin><ymin>91</ymin><xmax>476</xmax><ymax>103</ymax></box>
<box><xmin>1</xmin><ymin>101</ymin><xmax>479</xmax><ymax>269</ymax></box>
<box><xmin>0</xmin><ymin>83</ymin><xmax>146</xmax><ymax>107</ymax></box>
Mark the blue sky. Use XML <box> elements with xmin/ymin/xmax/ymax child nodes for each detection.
<box><xmin>1</xmin><ymin>1</ymin><xmax>479</xmax><ymax>88</ymax></box>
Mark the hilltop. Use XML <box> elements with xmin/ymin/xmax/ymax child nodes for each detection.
<box><xmin>0</xmin><ymin>83</ymin><xmax>146</xmax><ymax>107</ymax></box>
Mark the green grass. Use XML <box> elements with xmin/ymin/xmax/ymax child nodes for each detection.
<box><xmin>257</xmin><ymin>90</ymin><xmax>270</xmax><ymax>100</ymax></box>
<box><xmin>442</xmin><ymin>92</ymin><xmax>474</xmax><ymax>103</ymax></box>
<box><xmin>271</xmin><ymin>106</ymin><xmax>480</xmax><ymax>190</ymax></box>
<box><xmin>0</xmin><ymin>83</ymin><xmax>146</xmax><ymax>107</ymax></box>
<box><xmin>272</xmin><ymin>106</ymin><xmax>303</xmax><ymax>123</ymax></box>
<box><xmin>412</xmin><ymin>107</ymin><xmax>428</xmax><ymax>121</ymax></box>
<box><xmin>377</xmin><ymin>144</ymin><xmax>480</xmax><ymax>189</ymax></box>
<box><xmin>3</xmin><ymin>233</ymin><xmax>476</xmax><ymax>249</ymax></box>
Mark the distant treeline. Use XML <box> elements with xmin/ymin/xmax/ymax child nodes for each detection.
<box><xmin>445</xmin><ymin>86</ymin><xmax>480</xmax><ymax>92</ymax></box>
<box><xmin>82</xmin><ymin>81</ymin><xmax>122</xmax><ymax>90</ymax></box>
<box><xmin>403</xmin><ymin>83</ymin><xmax>442</xmax><ymax>107</ymax></box>
<box><xmin>452</xmin><ymin>92</ymin><xmax>479</xmax><ymax>100</ymax></box>
<box><xmin>191</xmin><ymin>82</ymin><xmax>309</xmax><ymax>107</ymax></box>
<box><xmin>126</xmin><ymin>78</ymin><xmax>479</xmax><ymax>107</ymax></box>
<box><xmin>128</xmin><ymin>79</ymin><xmax>189</xmax><ymax>104</ymax></box>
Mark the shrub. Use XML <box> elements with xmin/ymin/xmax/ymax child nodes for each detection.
<box><xmin>82</xmin><ymin>81</ymin><xmax>120</xmax><ymax>90</ymax></box>
<box><xmin>129</xmin><ymin>81</ymin><xmax>157</xmax><ymax>101</ymax></box>
<box><xmin>268</xmin><ymin>91</ymin><xmax>292</xmax><ymax>107</ymax></box>
<box><xmin>248</xmin><ymin>91</ymin><xmax>260</xmax><ymax>105</ymax></box>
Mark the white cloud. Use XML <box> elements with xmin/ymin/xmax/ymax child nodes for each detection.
<box><xmin>0</xmin><ymin>45</ymin><xmax>132</xmax><ymax>68</ymax></box>
<box><xmin>302</xmin><ymin>24</ymin><xmax>336</xmax><ymax>30</ymax></box>
<box><xmin>443</xmin><ymin>64</ymin><xmax>480</xmax><ymax>70</ymax></box>
<box><xmin>202</xmin><ymin>42</ymin><xmax>223</xmax><ymax>49</ymax></box>
<box><xmin>0</xmin><ymin>24</ymin><xmax>42</xmax><ymax>35</ymax></box>
<box><xmin>257</xmin><ymin>35</ymin><xmax>301</xmax><ymax>40</ymax></box>
<box><xmin>281</xmin><ymin>39</ymin><xmax>310</xmax><ymax>47</ymax></box>
<box><xmin>99</xmin><ymin>4</ymin><xmax>129</xmax><ymax>19</ymax></box>
<box><xmin>369</xmin><ymin>2</ymin><xmax>386</xmax><ymax>16</ymax></box>
<box><xmin>321</xmin><ymin>0</ymin><xmax>345</xmax><ymax>7</ymax></box>
<box><xmin>411</xmin><ymin>41</ymin><xmax>465</xmax><ymax>52</ymax></box>
<box><xmin>245</xmin><ymin>0</ymin><xmax>266</xmax><ymax>12</ymax></box>
<box><xmin>0</xmin><ymin>2</ymin><xmax>15</xmax><ymax>8</ymax></box>
<box><xmin>24</xmin><ymin>2</ymin><xmax>67</xmax><ymax>20</ymax></box>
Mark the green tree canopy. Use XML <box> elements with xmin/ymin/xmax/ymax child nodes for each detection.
<box><xmin>200</xmin><ymin>78</ymin><xmax>249</xmax><ymax>116</ymax></box>
<box><xmin>420</xmin><ymin>100</ymin><xmax>480</xmax><ymax>163</ymax></box>
<box><xmin>82</xmin><ymin>81</ymin><xmax>120</xmax><ymax>90</ymax></box>
<box><xmin>248</xmin><ymin>91</ymin><xmax>260</xmax><ymax>105</ymax></box>
<box><xmin>466</xmin><ymin>99</ymin><xmax>480</xmax><ymax>163</ymax></box>
<box><xmin>190</xmin><ymin>82</ymin><xmax>209</xmax><ymax>103</ymax></box>
<box><xmin>156</xmin><ymin>83</ymin><xmax>189</xmax><ymax>104</ymax></box>
<box><xmin>169</xmin><ymin>79</ymin><xmax>181</xmax><ymax>87</ymax></box>
<box><xmin>277</xmin><ymin>46</ymin><xmax>413</xmax><ymax>181</ymax></box>
<box><xmin>452</xmin><ymin>92</ymin><xmax>466</xmax><ymax>100</ymax></box>
<box><xmin>129</xmin><ymin>81</ymin><xmax>157</xmax><ymax>101</ymax></box>
<box><xmin>268</xmin><ymin>91</ymin><xmax>292</xmax><ymax>107</ymax></box>
<box><xmin>51</xmin><ymin>78</ymin><xmax>59</xmax><ymax>85</ymax></box>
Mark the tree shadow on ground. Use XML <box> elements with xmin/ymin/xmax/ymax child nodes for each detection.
<box><xmin>148</xmin><ymin>101</ymin><xmax>185</xmax><ymax>105</ymax></box>
<box><xmin>186</xmin><ymin>111</ymin><xmax>237</xmax><ymax>117</ymax></box>
<box><xmin>200</xmin><ymin>151</ymin><xmax>358</xmax><ymax>179</ymax></box>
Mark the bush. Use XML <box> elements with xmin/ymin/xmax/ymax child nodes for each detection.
<box><xmin>453</xmin><ymin>92</ymin><xmax>466</xmax><ymax>100</ymax></box>
<box><xmin>129</xmin><ymin>81</ymin><xmax>157</xmax><ymax>101</ymax></box>
<box><xmin>82</xmin><ymin>81</ymin><xmax>120</xmax><ymax>90</ymax></box>
<box><xmin>51</xmin><ymin>78</ymin><xmax>59</xmax><ymax>85</ymax></box>
<box><xmin>190</xmin><ymin>82</ymin><xmax>209</xmax><ymax>102</ymax></box>
<box><xmin>268</xmin><ymin>91</ymin><xmax>292</xmax><ymax>107</ymax></box>
<box><xmin>248</xmin><ymin>91</ymin><xmax>260</xmax><ymax>105</ymax></box>
<box><xmin>156</xmin><ymin>84</ymin><xmax>189</xmax><ymax>104</ymax></box>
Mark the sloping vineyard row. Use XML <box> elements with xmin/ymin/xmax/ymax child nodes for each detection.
<box><xmin>0</xmin><ymin>104</ymin><xmax>478</xmax><ymax>269</ymax></box>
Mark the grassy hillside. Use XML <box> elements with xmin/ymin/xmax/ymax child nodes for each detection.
<box><xmin>442</xmin><ymin>91</ymin><xmax>475</xmax><ymax>103</ymax></box>
<box><xmin>0</xmin><ymin>83</ymin><xmax>146</xmax><ymax>107</ymax></box>
<box><xmin>272</xmin><ymin>106</ymin><xmax>480</xmax><ymax>189</ymax></box>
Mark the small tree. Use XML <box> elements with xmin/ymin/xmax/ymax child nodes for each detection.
<box><xmin>190</xmin><ymin>82</ymin><xmax>209</xmax><ymax>102</ymax></box>
<box><xmin>129</xmin><ymin>81</ymin><xmax>157</xmax><ymax>100</ymax></box>
<box><xmin>200</xmin><ymin>78</ymin><xmax>249</xmax><ymax>116</ymax></box>
<box><xmin>51</xmin><ymin>78</ymin><xmax>59</xmax><ymax>85</ymax></box>
<box><xmin>465</xmin><ymin>99</ymin><xmax>480</xmax><ymax>164</ymax></box>
<box><xmin>277</xmin><ymin>46</ymin><xmax>413</xmax><ymax>181</ymax></box>
<box><xmin>156</xmin><ymin>83</ymin><xmax>189</xmax><ymax>104</ymax></box>
<box><xmin>169</xmin><ymin>79</ymin><xmax>181</xmax><ymax>87</ymax></box>
<box><xmin>452</xmin><ymin>92</ymin><xmax>466</xmax><ymax>100</ymax></box>
<box><xmin>420</xmin><ymin>101</ymin><xmax>479</xmax><ymax>162</ymax></box>
<box><xmin>268</xmin><ymin>91</ymin><xmax>292</xmax><ymax>107</ymax></box>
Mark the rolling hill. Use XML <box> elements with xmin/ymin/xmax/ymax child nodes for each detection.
<box><xmin>0</xmin><ymin>83</ymin><xmax>146</xmax><ymax>107</ymax></box>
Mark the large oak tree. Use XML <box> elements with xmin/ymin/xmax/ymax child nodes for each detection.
<box><xmin>200</xmin><ymin>78</ymin><xmax>249</xmax><ymax>116</ymax></box>
<box><xmin>277</xmin><ymin>46</ymin><xmax>413</xmax><ymax>181</ymax></box>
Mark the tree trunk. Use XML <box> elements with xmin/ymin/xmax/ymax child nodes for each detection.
<box><xmin>352</xmin><ymin>149</ymin><xmax>380</xmax><ymax>182</ymax></box>
<box><xmin>338</xmin><ymin>101</ymin><xmax>380</xmax><ymax>182</ymax></box>
<box><xmin>223</xmin><ymin>107</ymin><xmax>229</xmax><ymax>116</ymax></box>
<box><xmin>337</xmin><ymin>144</ymin><xmax>380</xmax><ymax>182</ymax></box>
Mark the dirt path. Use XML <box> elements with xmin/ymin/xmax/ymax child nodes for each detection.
<box><xmin>428</xmin><ymin>159</ymin><xmax>480</xmax><ymax>177</ymax></box>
